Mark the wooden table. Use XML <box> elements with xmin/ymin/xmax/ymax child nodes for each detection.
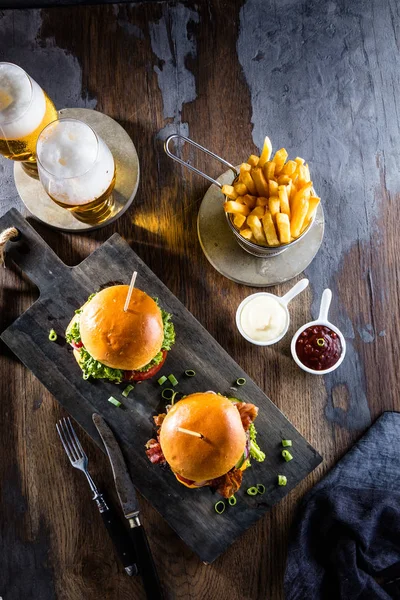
<box><xmin>0</xmin><ymin>1</ymin><xmax>398</xmax><ymax>598</ymax></box>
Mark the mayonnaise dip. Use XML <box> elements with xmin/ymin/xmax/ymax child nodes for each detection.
<box><xmin>240</xmin><ymin>295</ymin><xmax>287</xmax><ymax>342</ymax></box>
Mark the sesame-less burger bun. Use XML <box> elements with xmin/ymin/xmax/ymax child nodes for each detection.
<box><xmin>159</xmin><ymin>393</ymin><xmax>246</xmax><ymax>482</ymax></box>
<box><xmin>78</xmin><ymin>286</ymin><xmax>164</xmax><ymax>371</ymax></box>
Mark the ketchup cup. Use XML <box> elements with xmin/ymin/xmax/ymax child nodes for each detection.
<box><xmin>291</xmin><ymin>288</ymin><xmax>346</xmax><ymax>375</ymax></box>
<box><xmin>236</xmin><ymin>278</ymin><xmax>309</xmax><ymax>346</ymax></box>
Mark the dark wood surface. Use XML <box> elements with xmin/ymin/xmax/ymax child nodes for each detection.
<box><xmin>0</xmin><ymin>0</ymin><xmax>398</xmax><ymax>598</ymax></box>
<box><xmin>0</xmin><ymin>208</ymin><xmax>321</xmax><ymax>565</ymax></box>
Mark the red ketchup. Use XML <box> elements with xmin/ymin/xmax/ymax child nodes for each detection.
<box><xmin>295</xmin><ymin>325</ymin><xmax>342</xmax><ymax>371</ymax></box>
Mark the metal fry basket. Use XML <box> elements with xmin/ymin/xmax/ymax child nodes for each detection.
<box><xmin>164</xmin><ymin>134</ymin><xmax>316</xmax><ymax>258</ymax></box>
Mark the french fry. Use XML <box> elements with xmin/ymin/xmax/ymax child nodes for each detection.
<box><xmin>234</xmin><ymin>182</ymin><xmax>248</xmax><ymax>196</ymax></box>
<box><xmin>263</xmin><ymin>160</ymin><xmax>276</xmax><ymax>181</ymax></box>
<box><xmin>269</xmin><ymin>179</ymin><xmax>278</xmax><ymax>196</ymax></box>
<box><xmin>221</xmin><ymin>184</ymin><xmax>239</xmax><ymax>200</ymax></box>
<box><xmin>278</xmin><ymin>185</ymin><xmax>290</xmax><ymax>218</ymax></box>
<box><xmin>233</xmin><ymin>214</ymin><xmax>246</xmax><ymax>229</ymax></box>
<box><xmin>297</xmin><ymin>164</ymin><xmax>311</xmax><ymax>187</ymax></box>
<box><xmin>305</xmin><ymin>195</ymin><xmax>320</xmax><ymax>222</ymax></box>
<box><xmin>258</xmin><ymin>136</ymin><xmax>272</xmax><ymax>167</ymax></box>
<box><xmin>286</xmin><ymin>180</ymin><xmax>293</xmax><ymax>204</ymax></box>
<box><xmin>262</xmin><ymin>211</ymin><xmax>280</xmax><ymax>246</ymax></box>
<box><xmin>249</xmin><ymin>206</ymin><xmax>265</xmax><ymax>218</ymax></box>
<box><xmin>239</xmin><ymin>163</ymin><xmax>258</xmax><ymax>195</ymax></box>
<box><xmin>276</xmin><ymin>213</ymin><xmax>291</xmax><ymax>244</ymax></box>
<box><xmin>247</xmin><ymin>154</ymin><xmax>259</xmax><ymax>167</ymax></box>
<box><xmin>291</xmin><ymin>181</ymin><xmax>312</xmax><ymax>213</ymax></box>
<box><xmin>268</xmin><ymin>196</ymin><xmax>280</xmax><ymax>221</ymax></box>
<box><xmin>280</xmin><ymin>160</ymin><xmax>297</xmax><ymax>177</ymax></box>
<box><xmin>247</xmin><ymin>215</ymin><xmax>267</xmax><ymax>245</ymax></box>
<box><xmin>242</xmin><ymin>194</ymin><xmax>257</xmax><ymax>209</ymax></box>
<box><xmin>277</xmin><ymin>174</ymin><xmax>290</xmax><ymax>185</ymax></box>
<box><xmin>223</xmin><ymin>201</ymin><xmax>250</xmax><ymax>216</ymax></box>
<box><xmin>256</xmin><ymin>196</ymin><xmax>269</xmax><ymax>206</ymax></box>
<box><xmin>251</xmin><ymin>167</ymin><xmax>269</xmax><ymax>197</ymax></box>
<box><xmin>295</xmin><ymin>157</ymin><xmax>305</xmax><ymax>166</ymax></box>
<box><xmin>273</xmin><ymin>148</ymin><xmax>288</xmax><ymax>174</ymax></box>
<box><xmin>290</xmin><ymin>197</ymin><xmax>309</xmax><ymax>238</ymax></box>
<box><xmin>240</xmin><ymin>228</ymin><xmax>253</xmax><ymax>240</ymax></box>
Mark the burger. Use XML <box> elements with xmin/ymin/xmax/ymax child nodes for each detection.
<box><xmin>145</xmin><ymin>392</ymin><xmax>265</xmax><ymax>498</ymax></box>
<box><xmin>65</xmin><ymin>285</ymin><xmax>175</xmax><ymax>383</ymax></box>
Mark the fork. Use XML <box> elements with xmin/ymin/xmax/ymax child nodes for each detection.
<box><xmin>56</xmin><ymin>417</ymin><xmax>138</xmax><ymax>576</ymax></box>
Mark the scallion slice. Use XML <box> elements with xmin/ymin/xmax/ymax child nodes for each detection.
<box><xmin>256</xmin><ymin>484</ymin><xmax>265</xmax><ymax>495</ymax></box>
<box><xmin>184</xmin><ymin>369</ymin><xmax>196</xmax><ymax>377</ymax></box>
<box><xmin>282</xmin><ymin>439</ymin><xmax>292</xmax><ymax>447</ymax></box>
<box><xmin>161</xmin><ymin>388</ymin><xmax>177</xmax><ymax>402</ymax></box>
<box><xmin>214</xmin><ymin>500</ymin><xmax>225</xmax><ymax>514</ymax></box>
<box><xmin>246</xmin><ymin>486</ymin><xmax>258</xmax><ymax>496</ymax></box>
<box><xmin>236</xmin><ymin>377</ymin><xmax>246</xmax><ymax>386</ymax></box>
<box><xmin>157</xmin><ymin>375</ymin><xmax>167</xmax><ymax>386</ymax></box>
<box><xmin>278</xmin><ymin>475</ymin><xmax>287</xmax><ymax>486</ymax></box>
<box><xmin>108</xmin><ymin>396</ymin><xmax>122</xmax><ymax>408</ymax></box>
<box><xmin>168</xmin><ymin>374</ymin><xmax>179</xmax><ymax>386</ymax></box>
<box><xmin>49</xmin><ymin>329</ymin><xmax>57</xmax><ymax>342</ymax></box>
<box><xmin>282</xmin><ymin>449</ymin><xmax>293</xmax><ymax>462</ymax></box>
<box><xmin>122</xmin><ymin>384</ymin><xmax>134</xmax><ymax>398</ymax></box>
<box><xmin>228</xmin><ymin>495</ymin><xmax>237</xmax><ymax>506</ymax></box>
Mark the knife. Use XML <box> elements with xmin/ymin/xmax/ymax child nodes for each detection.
<box><xmin>92</xmin><ymin>413</ymin><xmax>164</xmax><ymax>600</ymax></box>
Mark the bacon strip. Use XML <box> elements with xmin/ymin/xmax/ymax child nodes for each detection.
<box><xmin>236</xmin><ymin>402</ymin><xmax>258</xmax><ymax>431</ymax></box>
<box><xmin>210</xmin><ymin>467</ymin><xmax>243</xmax><ymax>498</ymax></box>
<box><xmin>145</xmin><ymin>438</ymin><xmax>166</xmax><ymax>464</ymax></box>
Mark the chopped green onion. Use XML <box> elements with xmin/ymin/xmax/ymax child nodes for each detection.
<box><xmin>228</xmin><ymin>495</ymin><xmax>237</xmax><ymax>506</ymax></box>
<box><xmin>317</xmin><ymin>338</ymin><xmax>325</xmax><ymax>347</ymax></box>
<box><xmin>214</xmin><ymin>500</ymin><xmax>225</xmax><ymax>514</ymax></box>
<box><xmin>49</xmin><ymin>329</ymin><xmax>57</xmax><ymax>342</ymax></box>
<box><xmin>157</xmin><ymin>375</ymin><xmax>167</xmax><ymax>386</ymax></box>
<box><xmin>256</xmin><ymin>484</ymin><xmax>265</xmax><ymax>495</ymax></box>
<box><xmin>108</xmin><ymin>396</ymin><xmax>122</xmax><ymax>408</ymax></box>
<box><xmin>236</xmin><ymin>377</ymin><xmax>246</xmax><ymax>386</ymax></box>
<box><xmin>168</xmin><ymin>374</ymin><xmax>179</xmax><ymax>386</ymax></box>
<box><xmin>122</xmin><ymin>384</ymin><xmax>134</xmax><ymax>398</ymax></box>
<box><xmin>282</xmin><ymin>449</ymin><xmax>293</xmax><ymax>462</ymax></box>
<box><xmin>185</xmin><ymin>369</ymin><xmax>196</xmax><ymax>377</ymax></box>
<box><xmin>282</xmin><ymin>439</ymin><xmax>292</xmax><ymax>447</ymax></box>
<box><xmin>278</xmin><ymin>475</ymin><xmax>287</xmax><ymax>486</ymax></box>
<box><xmin>246</xmin><ymin>486</ymin><xmax>258</xmax><ymax>496</ymax></box>
<box><xmin>161</xmin><ymin>388</ymin><xmax>176</xmax><ymax>401</ymax></box>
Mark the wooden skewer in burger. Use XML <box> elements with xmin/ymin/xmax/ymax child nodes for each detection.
<box><xmin>146</xmin><ymin>392</ymin><xmax>265</xmax><ymax>498</ymax></box>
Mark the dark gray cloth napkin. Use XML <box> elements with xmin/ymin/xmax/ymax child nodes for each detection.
<box><xmin>285</xmin><ymin>412</ymin><xmax>400</xmax><ymax>600</ymax></box>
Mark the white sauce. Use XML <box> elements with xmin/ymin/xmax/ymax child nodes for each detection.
<box><xmin>240</xmin><ymin>295</ymin><xmax>287</xmax><ymax>342</ymax></box>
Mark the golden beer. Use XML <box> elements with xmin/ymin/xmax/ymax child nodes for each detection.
<box><xmin>37</xmin><ymin>119</ymin><xmax>116</xmax><ymax>225</ymax></box>
<box><xmin>0</xmin><ymin>63</ymin><xmax>58</xmax><ymax>177</ymax></box>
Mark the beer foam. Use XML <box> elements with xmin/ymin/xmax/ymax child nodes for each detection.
<box><xmin>37</xmin><ymin>120</ymin><xmax>115</xmax><ymax>206</ymax></box>
<box><xmin>0</xmin><ymin>63</ymin><xmax>46</xmax><ymax>139</ymax></box>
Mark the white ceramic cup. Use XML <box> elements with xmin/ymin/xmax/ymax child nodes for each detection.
<box><xmin>236</xmin><ymin>278</ymin><xmax>309</xmax><ymax>346</ymax></box>
<box><xmin>291</xmin><ymin>288</ymin><xmax>346</xmax><ymax>374</ymax></box>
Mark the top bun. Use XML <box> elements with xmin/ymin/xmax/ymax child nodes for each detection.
<box><xmin>159</xmin><ymin>392</ymin><xmax>246</xmax><ymax>482</ymax></box>
<box><xmin>79</xmin><ymin>285</ymin><xmax>163</xmax><ymax>370</ymax></box>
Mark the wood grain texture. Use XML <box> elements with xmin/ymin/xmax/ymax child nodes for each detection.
<box><xmin>0</xmin><ymin>0</ymin><xmax>398</xmax><ymax>598</ymax></box>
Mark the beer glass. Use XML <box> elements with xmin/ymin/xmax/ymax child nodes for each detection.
<box><xmin>37</xmin><ymin>118</ymin><xmax>116</xmax><ymax>225</ymax></box>
<box><xmin>0</xmin><ymin>62</ymin><xmax>58</xmax><ymax>178</ymax></box>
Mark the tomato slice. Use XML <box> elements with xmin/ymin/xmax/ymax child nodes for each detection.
<box><xmin>124</xmin><ymin>350</ymin><xmax>168</xmax><ymax>381</ymax></box>
<box><xmin>70</xmin><ymin>340</ymin><xmax>83</xmax><ymax>350</ymax></box>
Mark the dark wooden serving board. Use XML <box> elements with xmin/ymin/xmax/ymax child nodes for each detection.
<box><xmin>0</xmin><ymin>208</ymin><xmax>321</xmax><ymax>564</ymax></box>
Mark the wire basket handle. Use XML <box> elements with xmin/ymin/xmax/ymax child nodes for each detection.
<box><xmin>164</xmin><ymin>134</ymin><xmax>238</xmax><ymax>189</ymax></box>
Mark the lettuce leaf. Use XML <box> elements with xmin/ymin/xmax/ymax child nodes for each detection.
<box><xmin>249</xmin><ymin>423</ymin><xmax>266</xmax><ymax>462</ymax></box>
